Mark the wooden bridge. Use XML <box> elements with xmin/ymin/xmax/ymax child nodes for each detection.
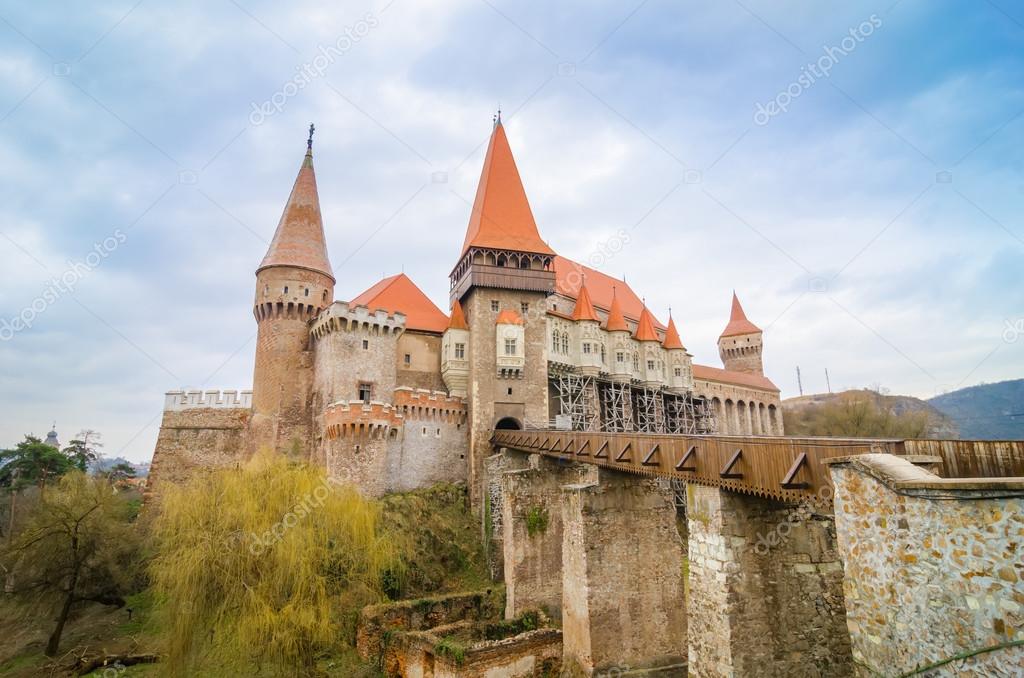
<box><xmin>491</xmin><ymin>429</ymin><xmax>1024</xmax><ymax>502</ymax></box>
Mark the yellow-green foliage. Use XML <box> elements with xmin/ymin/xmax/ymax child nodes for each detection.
<box><xmin>784</xmin><ymin>391</ymin><xmax>933</xmax><ymax>439</ymax></box>
<box><xmin>149</xmin><ymin>453</ymin><xmax>400</xmax><ymax>676</ymax></box>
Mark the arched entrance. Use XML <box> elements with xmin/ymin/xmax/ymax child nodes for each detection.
<box><xmin>495</xmin><ymin>417</ymin><xmax>522</xmax><ymax>430</ymax></box>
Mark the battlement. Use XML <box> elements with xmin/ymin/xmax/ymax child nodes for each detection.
<box><xmin>164</xmin><ymin>389</ymin><xmax>253</xmax><ymax>411</ymax></box>
<box><xmin>323</xmin><ymin>399</ymin><xmax>404</xmax><ymax>439</ymax></box>
<box><xmin>394</xmin><ymin>387</ymin><xmax>467</xmax><ymax>423</ymax></box>
<box><xmin>311</xmin><ymin>301</ymin><xmax>406</xmax><ymax>341</ymax></box>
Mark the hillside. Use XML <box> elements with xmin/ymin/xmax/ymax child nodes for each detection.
<box><xmin>782</xmin><ymin>389</ymin><xmax>959</xmax><ymax>439</ymax></box>
<box><xmin>928</xmin><ymin>378</ymin><xmax>1024</xmax><ymax>440</ymax></box>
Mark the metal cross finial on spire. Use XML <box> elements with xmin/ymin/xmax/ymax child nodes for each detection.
<box><xmin>307</xmin><ymin>123</ymin><xmax>315</xmax><ymax>150</ymax></box>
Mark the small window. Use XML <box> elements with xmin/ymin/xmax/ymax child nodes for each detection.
<box><xmin>422</xmin><ymin>427</ymin><xmax>428</xmax><ymax>436</ymax></box>
<box><xmin>521</xmin><ymin>302</ymin><xmax>529</xmax><ymax>315</ymax></box>
<box><xmin>322</xmin><ymin>290</ymin><xmax>327</xmax><ymax>302</ymax></box>
<box><xmin>358</xmin><ymin>383</ymin><xmax>372</xmax><ymax>402</ymax></box>
<box><xmin>647</xmin><ymin>360</ymin><xmax>655</xmax><ymax>371</ymax></box>
<box><xmin>491</xmin><ymin>300</ymin><xmax>500</xmax><ymax>312</ymax></box>
<box><xmin>504</xmin><ymin>338</ymin><xmax>516</xmax><ymax>355</ymax></box>
<box><xmin>454</xmin><ymin>343</ymin><xmax>465</xmax><ymax>359</ymax></box>
<box><xmin>304</xmin><ymin>288</ymin><xmax>309</xmax><ymax>297</ymax></box>
<box><xmin>674</xmin><ymin>367</ymin><xmax>682</xmax><ymax>377</ymax></box>
<box><xmin>362</xmin><ymin>339</ymin><xmax>369</xmax><ymax>350</ymax></box>
<box><xmin>404</xmin><ymin>353</ymin><xmax>411</xmax><ymax>365</ymax></box>
<box><xmin>435</xmin><ymin>428</ymin><xmax>441</xmax><ymax>437</ymax></box>
<box><xmin>507</xmin><ymin>387</ymin><xmax>513</xmax><ymax>396</ymax></box>
<box><xmin>616</xmin><ymin>351</ymin><xmax>624</xmax><ymax>364</ymax></box>
<box><xmin>284</xmin><ymin>286</ymin><xmax>289</xmax><ymax>294</ymax></box>
<box><xmin>601</xmin><ymin>345</ymin><xmax>606</xmax><ymax>362</ymax></box>
<box><xmin>582</xmin><ymin>342</ymin><xmax>591</xmax><ymax>354</ymax></box>
<box><xmin>552</xmin><ymin>331</ymin><xmax>559</xmax><ymax>352</ymax></box>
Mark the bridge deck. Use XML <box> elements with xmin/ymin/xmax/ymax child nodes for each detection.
<box><xmin>491</xmin><ymin>430</ymin><xmax>1024</xmax><ymax>502</ymax></box>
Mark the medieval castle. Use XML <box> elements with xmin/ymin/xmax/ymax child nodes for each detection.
<box><xmin>149</xmin><ymin>117</ymin><xmax>783</xmax><ymax>498</ymax></box>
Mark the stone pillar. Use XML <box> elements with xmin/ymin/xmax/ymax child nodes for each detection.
<box><xmin>686</xmin><ymin>484</ymin><xmax>852</xmax><ymax>678</ymax></box>
<box><xmin>485</xmin><ymin>449</ymin><xmax>532</xmax><ymax>581</ymax></box>
<box><xmin>500</xmin><ymin>454</ymin><xmax>595</xmax><ymax>619</ymax></box>
<box><xmin>561</xmin><ymin>471</ymin><xmax>687</xmax><ymax>675</ymax></box>
<box><xmin>827</xmin><ymin>454</ymin><xmax>1024</xmax><ymax>677</ymax></box>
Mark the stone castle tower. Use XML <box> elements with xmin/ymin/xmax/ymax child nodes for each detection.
<box><xmin>718</xmin><ymin>292</ymin><xmax>764</xmax><ymax>376</ymax></box>
<box><xmin>448</xmin><ymin>116</ymin><xmax>556</xmax><ymax>505</ymax></box>
<box><xmin>250</xmin><ymin>139</ymin><xmax>335</xmax><ymax>455</ymax></box>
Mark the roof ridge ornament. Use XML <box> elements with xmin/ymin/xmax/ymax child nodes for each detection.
<box><xmin>307</xmin><ymin>122</ymin><xmax>315</xmax><ymax>151</ymax></box>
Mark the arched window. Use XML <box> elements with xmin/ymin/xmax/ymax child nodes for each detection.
<box><xmin>632</xmin><ymin>352</ymin><xmax>639</xmax><ymax>371</ymax></box>
<box><xmin>561</xmin><ymin>333</ymin><xmax>569</xmax><ymax>353</ymax></box>
<box><xmin>552</xmin><ymin>329</ymin><xmax>559</xmax><ymax>352</ymax></box>
<box><xmin>600</xmin><ymin>344</ymin><xmax>606</xmax><ymax>364</ymax></box>
<box><xmin>496</xmin><ymin>254</ymin><xmax>507</xmax><ymax>267</ymax></box>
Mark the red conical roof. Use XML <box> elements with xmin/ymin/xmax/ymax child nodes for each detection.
<box><xmin>571</xmin><ymin>280</ymin><xmax>600</xmax><ymax>322</ymax></box>
<box><xmin>258</xmin><ymin>147</ymin><xmax>334</xmax><ymax>280</ymax></box>
<box><xmin>634</xmin><ymin>304</ymin><xmax>660</xmax><ymax>342</ymax></box>
<box><xmin>448</xmin><ymin>299</ymin><xmax>469</xmax><ymax>330</ymax></box>
<box><xmin>350</xmin><ymin>273</ymin><xmax>449</xmax><ymax>333</ymax></box>
<box><xmin>605</xmin><ymin>289</ymin><xmax>629</xmax><ymax>332</ymax></box>
<box><xmin>460</xmin><ymin>120</ymin><xmax>555</xmax><ymax>257</ymax></box>
<box><xmin>721</xmin><ymin>292</ymin><xmax>761</xmax><ymax>337</ymax></box>
<box><xmin>663</xmin><ymin>313</ymin><xmax>685</xmax><ymax>350</ymax></box>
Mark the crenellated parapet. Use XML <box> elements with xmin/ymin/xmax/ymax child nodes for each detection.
<box><xmin>323</xmin><ymin>399</ymin><xmax>404</xmax><ymax>439</ymax></box>
<box><xmin>164</xmin><ymin>389</ymin><xmax>253</xmax><ymax>411</ymax></box>
<box><xmin>310</xmin><ymin>301</ymin><xmax>406</xmax><ymax>341</ymax></box>
<box><xmin>394</xmin><ymin>387</ymin><xmax>467</xmax><ymax>424</ymax></box>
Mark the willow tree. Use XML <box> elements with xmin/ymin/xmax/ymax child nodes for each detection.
<box><xmin>150</xmin><ymin>454</ymin><xmax>401</xmax><ymax>676</ymax></box>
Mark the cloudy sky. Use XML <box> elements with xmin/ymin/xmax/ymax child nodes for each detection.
<box><xmin>0</xmin><ymin>0</ymin><xmax>1021</xmax><ymax>461</ymax></box>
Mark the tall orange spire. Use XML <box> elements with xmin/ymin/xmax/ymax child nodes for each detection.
<box><xmin>605</xmin><ymin>288</ymin><xmax>629</xmax><ymax>332</ymax></box>
<box><xmin>720</xmin><ymin>291</ymin><xmax>761</xmax><ymax>337</ymax></box>
<box><xmin>634</xmin><ymin>303</ymin><xmax>659</xmax><ymax>342</ymax></box>
<box><xmin>572</xmin><ymin>279</ymin><xmax>600</xmax><ymax>321</ymax></box>
<box><xmin>258</xmin><ymin>136</ymin><xmax>334</xmax><ymax>281</ymax></box>
<box><xmin>460</xmin><ymin>119</ymin><xmax>555</xmax><ymax>257</ymax></box>
<box><xmin>448</xmin><ymin>298</ymin><xmax>469</xmax><ymax>330</ymax></box>
<box><xmin>663</xmin><ymin>311</ymin><xmax>685</xmax><ymax>350</ymax></box>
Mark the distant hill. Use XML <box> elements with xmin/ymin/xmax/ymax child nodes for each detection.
<box><xmin>90</xmin><ymin>457</ymin><xmax>150</xmax><ymax>477</ymax></box>
<box><xmin>928</xmin><ymin>379</ymin><xmax>1024</xmax><ymax>440</ymax></box>
<box><xmin>783</xmin><ymin>389</ymin><xmax>959</xmax><ymax>439</ymax></box>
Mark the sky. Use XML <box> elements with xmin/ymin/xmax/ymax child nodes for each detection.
<box><xmin>0</xmin><ymin>0</ymin><xmax>1021</xmax><ymax>462</ymax></box>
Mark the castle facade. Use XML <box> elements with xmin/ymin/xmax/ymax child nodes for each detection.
<box><xmin>149</xmin><ymin>119</ymin><xmax>782</xmax><ymax>499</ymax></box>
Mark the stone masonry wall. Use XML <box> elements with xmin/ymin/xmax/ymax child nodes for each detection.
<box><xmin>828</xmin><ymin>454</ymin><xmax>1024</xmax><ymax>677</ymax></box>
<box><xmin>561</xmin><ymin>471</ymin><xmax>687</xmax><ymax>675</ymax></box>
<box><xmin>686</xmin><ymin>484</ymin><xmax>852</xmax><ymax>678</ymax></box>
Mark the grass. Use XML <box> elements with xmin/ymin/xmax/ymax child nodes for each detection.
<box><xmin>525</xmin><ymin>505</ymin><xmax>549</xmax><ymax>537</ymax></box>
<box><xmin>433</xmin><ymin>636</ymin><xmax>468</xmax><ymax>665</ymax></box>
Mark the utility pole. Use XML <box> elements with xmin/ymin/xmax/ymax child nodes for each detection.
<box><xmin>825</xmin><ymin>368</ymin><xmax>832</xmax><ymax>394</ymax></box>
<box><xmin>796</xmin><ymin>366</ymin><xmax>804</xmax><ymax>396</ymax></box>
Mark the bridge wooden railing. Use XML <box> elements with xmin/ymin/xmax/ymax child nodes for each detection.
<box><xmin>491</xmin><ymin>430</ymin><xmax>1024</xmax><ymax>503</ymax></box>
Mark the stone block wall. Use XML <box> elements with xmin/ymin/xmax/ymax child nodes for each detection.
<box><xmin>686</xmin><ymin>484</ymin><xmax>851</xmax><ymax>677</ymax></box>
<box><xmin>827</xmin><ymin>454</ymin><xmax>1024</xmax><ymax>677</ymax></box>
<box><xmin>561</xmin><ymin>471</ymin><xmax>687</xmax><ymax>675</ymax></box>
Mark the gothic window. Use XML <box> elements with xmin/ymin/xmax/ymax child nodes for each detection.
<box><xmin>454</xmin><ymin>342</ymin><xmax>465</xmax><ymax>359</ymax></box>
<box><xmin>358</xmin><ymin>383</ymin><xmax>372</xmax><ymax>402</ymax></box>
<box><xmin>561</xmin><ymin>333</ymin><xmax>569</xmax><ymax>353</ymax></box>
<box><xmin>616</xmin><ymin>350</ymin><xmax>624</xmax><ymax>364</ymax></box>
<box><xmin>601</xmin><ymin>344</ymin><xmax>606</xmax><ymax>363</ymax></box>
<box><xmin>633</xmin><ymin>353</ymin><xmax>640</xmax><ymax>371</ymax></box>
<box><xmin>491</xmin><ymin>300</ymin><xmax>500</xmax><ymax>312</ymax></box>
<box><xmin>496</xmin><ymin>254</ymin><xmax>507</xmax><ymax>266</ymax></box>
<box><xmin>583</xmin><ymin>342</ymin><xmax>591</xmax><ymax>354</ymax></box>
<box><xmin>552</xmin><ymin>330</ymin><xmax>559</xmax><ymax>352</ymax></box>
<box><xmin>505</xmin><ymin>338</ymin><xmax>517</xmax><ymax>355</ymax></box>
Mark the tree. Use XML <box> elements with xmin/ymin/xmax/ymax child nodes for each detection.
<box><xmin>150</xmin><ymin>453</ymin><xmax>401</xmax><ymax>676</ymax></box>
<box><xmin>103</xmin><ymin>461</ymin><xmax>137</xmax><ymax>484</ymax></box>
<box><xmin>0</xmin><ymin>471</ymin><xmax>141</xmax><ymax>656</ymax></box>
<box><xmin>62</xmin><ymin>430</ymin><xmax>102</xmax><ymax>472</ymax></box>
<box><xmin>785</xmin><ymin>392</ymin><xmax>932</xmax><ymax>438</ymax></box>
<box><xmin>0</xmin><ymin>436</ymin><xmax>75</xmax><ymax>490</ymax></box>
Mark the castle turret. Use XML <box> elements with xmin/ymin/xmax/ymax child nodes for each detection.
<box><xmin>663</xmin><ymin>311</ymin><xmax>693</xmax><ymax>392</ymax></box>
<box><xmin>251</xmin><ymin>128</ymin><xmax>335</xmax><ymax>455</ymax></box>
<box><xmin>718</xmin><ymin>292</ymin><xmax>764</xmax><ymax>376</ymax></box>
<box><xmin>441</xmin><ymin>299</ymin><xmax>470</xmax><ymax>398</ymax></box>
<box><xmin>572</xmin><ymin>279</ymin><xmax>602</xmax><ymax>375</ymax></box>
<box><xmin>633</xmin><ymin>303</ymin><xmax>663</xmax><ymax>387</ymax></box>
<box><xmin>605</xmin><ymin>289</ymin><xmax>633</xmax><ymax>382</ymax></box>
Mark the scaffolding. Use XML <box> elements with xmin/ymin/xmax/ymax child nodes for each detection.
<box><xmin>634</xmin><ymin>387</ymin><xmax>665</xmax><ymax>433</ymax></box>
<box><xmin>555</xmin><ymin>373</ymin><xmax>600</xmax><ymax>432</ymax></box>
<box><xmin>665</xmin><ymin>394</ymin><xmax>719</xmax><ymax>435</ymax></box>
<box><xmin>599</xmin><ymin>381</ymin><xmax>633</xmax><ymax>432</ymax></box>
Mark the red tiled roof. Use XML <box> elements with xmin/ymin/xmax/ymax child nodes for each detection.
<box><xmin>448</xmin><ymin>299</ymin><xmax>469</xmax><ymax>330</ymax></box>
<box><xmin>496</xmin><ymin>309</ymin><xmax>524</xmax><ymax>325</ymax></box>
<box><xmin>662</xmin><ymin>315</ymin><xmax>685</xmax><ymax>350</ymax></box>
<box><xmin>571</xmin><ymin>281</ymin><xmax>600</xmax><ymax>321</ymax></box>
<box><xmin>350</xmin><ymin>273</ymin><xmax>449</xmax><ymax>333</ymax></box>
<box><xmin>721</xmin><ymin>292</ymin><xmax>761</xmax><ymax>337</ymax></box>
<box><xmin>461</xmin><ymin>121</ymin><xmax>555</xmax><ymax>257</ymax></box>
<box><xmin>552</xmin><ymin>256</ymin><xmax>665</xmax><ymax>330</ymax></box>
<box><xmin>634</xmin><ymin>305</ymin><xmax>659</xmax><ymax>342</ymax></box>
<box><xmin>258</xmin><ymin>149</ymin><xmax>334</xmax><ymax>280</ymax></box>
<box><xmin>692</xmin><ymin>364</ymin><xmax>779</xmax><ymax>392</ymax></box>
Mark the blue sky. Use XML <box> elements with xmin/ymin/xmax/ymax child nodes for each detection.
<box><xmin>0</xmin><ymin>0</ymin><xmax>1021</xmax><ymax>461</ymax></box>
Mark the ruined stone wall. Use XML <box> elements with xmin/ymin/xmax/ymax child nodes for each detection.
<box><xmin>484</xmin><ymin>450</ymin><xmax>533</xmax><ymax>581</ymax></box>
<box><xmin>561</xmin><ymin>472</ymin><xmax>687</xmax><ymax>675</ymax></box>
<box><xmin>147</xmin><ymin>405</ymin><xmax>250</xmax><ymax>501</ymax></box>
<box><xmin>686</xmin><ymin>484</ymin><xmax>851</xmax><ymax>678</ymax></box>
<box><xmin>828</xmin><ymin>455</ymin><xmax>1024</xmax><ymax>677</ymax></box>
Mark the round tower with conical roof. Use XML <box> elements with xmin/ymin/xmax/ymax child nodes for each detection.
<box><xmin>718</xmin><ymin>292</ymin><xmax>764</xmax><ymax>376</ymax></box>
<box><xmin>251</xmin><ymin>132</ymin><xmax>335</xmax><ymax>455</ymax></box>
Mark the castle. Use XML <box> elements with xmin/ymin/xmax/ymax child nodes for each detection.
<box><xmin>149</xmin><ymin>118</ymin><xmax>782</xmax><ymax>499</ymax></box>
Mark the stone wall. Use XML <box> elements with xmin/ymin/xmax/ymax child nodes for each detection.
<box><xmin>686</xmin><ymin>484</ymin><xmax>851</xmax><ymax>677</ymax></box>
<box><xmin>827</xmin><ymin>454</ymin><xmax>1024</xmax><ymax>677</ymax></box>
<box><xmin>561</xmin><ymin>471</ymin><xmax>687</xmax><ymax>675</ymax></box>
<box><xmin>484</xmin><ymin>450</ymin><xmax>533</xmax><ymax>581</ymax></box>
<box><xmin>146</xmin><ymin>405</ymin><xmax>250</xmax><ymax>500</ymax></box>
<box><xmin>397</xmin><ymin>331</ymin><xmax>445</xmax><ymax>392</ymax></box>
